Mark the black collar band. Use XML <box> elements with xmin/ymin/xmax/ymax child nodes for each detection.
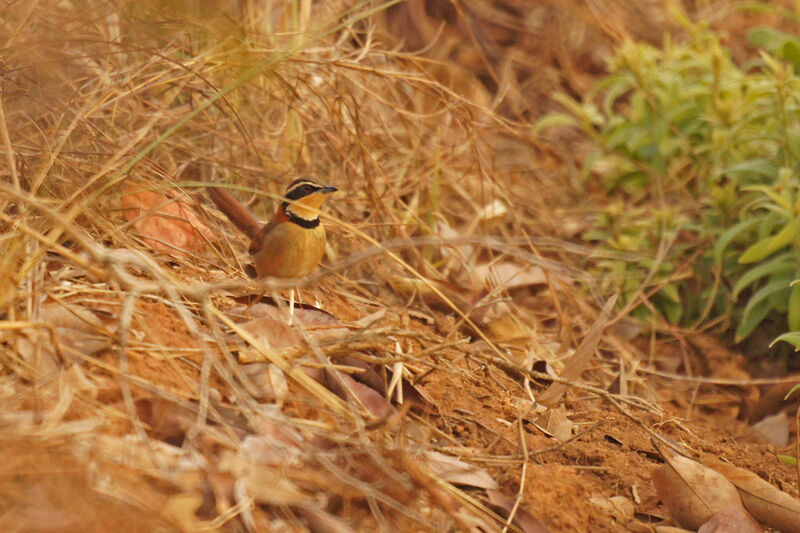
<box><xmin>286</xmin><ymin>209</ymin><xmax>320</xmax><ymax>228</ymax></box>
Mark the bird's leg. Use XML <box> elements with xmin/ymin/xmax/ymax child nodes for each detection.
<box><xmin>288</xmin><ymin>288</ymin><xmax>296</xmax><ymax>325</ymax></box>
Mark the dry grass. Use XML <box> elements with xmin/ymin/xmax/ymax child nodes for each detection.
<box><xmin>1</xmin><ymin>1</ymin><xmax>798</xmax><ymax>531</ymax></box>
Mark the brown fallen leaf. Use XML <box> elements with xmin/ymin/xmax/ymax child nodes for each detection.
<box><xmin>423</xmin><ymin>450</ymin><xmax>499</xmax><ymax>490</ymax></box>
<box><xmin>713</xmin><ymin>462</ymin><xmax>800</xmax><ymax>533</ymax></box>
<box><xmin>300</xmin><ymin>507</ymin><xmax>356</xmax><ymax>533</ymax></box>
<box><xmin>10</xmin><ymin>302</ymin><xmax>115</xmax><ymax>376</ymax></box>
<box><xmin>242</xmin><ymin>465</ymin><xmax>308</xmax><ymax>506</ymax></box>
<box><xmin>244</xmin><ymin>363</ymin><xmax>289</xmax><ymax>403</ymax></box>
<box><xmin>540</xmin><ymin>405</ymin><xmax>575</xmax><ymax>443</ymax></box>
<box><xmin>228</xmin><ymin>303</ymin><xmax>340</xmax><ymax>330</ymax></box>
<box><xmin>335</xmin><ymin>371</ymin><xmax>394</xmax><ymax>418</ymax></box>
<box><xmin>43</xmin><ymin>302</ymin><xmax>114</xmax><ymax>353</ymax></box>
<box><xmin>326</xmin><ymin>354</ymin><xmax>434</xmax><ymax>414</ymax></box>
<box><xmin>487</xmin><ymin>490</ymin><xmax>551</xmax><ymax>533</ymax></box>
<box><xmin>219</xmin><ymin>449</ymin><xmax>308</xmax><ymax>506</ymax></box>
<box><xmin>238</xmin><ymin>317</ymin><xmax>303</xmax><ymax>350</ymax></box>
<box><xmin>122</xmin><ymin>184</ymin><xmax>215</xmax><ymax>256</ymax></box>
<box><xmin>230</xmin><ymin>303</ymin><xmax>347</xmax><ymax>362</ymax></box>
<box><xmin>479</xmin><ymin>303</ymin><xmax>534</xmax><ymax>342</ymax></box>
<box><xmin>651</xmin><ymin>441</ymin><xmax>742</xmax><ymax>530</ymax></box>
<box><xmin>751</xmin><ymin>411</ymin><xmax>790</xmax><ymax>447</ymax></box>
<box><xmin>307</xmin><ymin>367</ymin><xmax>393</xmax><ymax>419</ymax></box>
<box><xmin>589</xmin><ymin>495</ymin><xmax>634</xmax><ymax>524</ymax></box>
<box><xmin>134</xmin><ymin>396</ymin><xmax>195</xmax><ymax>444</ymax></box>
<box><xmin>241</xmin><ymin>432</ymin><xmax>302</xmax><ymax>467</ymax></box>
<box><xmin>697</xmin><ymin>504</ymin><xmax>763</xmax><ymax>533</ymax></box>
<box><xmin>537</xmin><ymin>295</ymin><xmax>617</xmax><ymax>406</ymax></box>
<box><xmin>386</xmin><ymin>275</ymin><xmax>473</xmax><ymax>312</ymax></box>
<box><xmin>472</xmin><ymin>261</ymin><xmax>546</xmax><ymax>291</ymax></box>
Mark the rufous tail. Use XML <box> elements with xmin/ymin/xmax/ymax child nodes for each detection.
<box><xmin>208</xmin><ymin>187</ymin><xmax>261</xmax><ymax>239</ymax></box>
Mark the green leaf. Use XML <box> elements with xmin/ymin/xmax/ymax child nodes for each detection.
<box><xmin>732</xmin><ymin>254</ymin><xmax>795</xmax><ymax>298</ymax></box>
<box><xmin>660</xmin><ymin>282</ymin><xmax>681</xmax><ymax>304</ymax></box>
<box><xmin>778</xmin><ymin>454</ymin><xmax>797</xmax><ymax>466</ymax></box>
<box><xmin>736</xmin><ymin>278</ymin><xmax>792</xmax><ymax>341</ymax></box>
<box><xmin>533</xmin><ymin>113</ymin><xmax>580</xmax><ymax>134</ymax></box>
<box><xmin>758</xmin><ymin>210</ymin><xmax>784</xmax><ymax>241</ymax></box>
<box><xmin>749</xmin><ymin>26</ymin><xmax>787</xmax><ymax>51</ymax></box>
<box><xmin>662</xmin><ymin>300</ymin><xmax>683</xmax><ymax>324</ymax></box>
<box><xmin>781</xmin><ymin>38</ymin><xmax>800</xmax><ymax>69</ymax></box>
<box><xmin>743</xmin><ymin>185</ymin><xmax>793</xmax><ymax>212</ymax></box>
<box><xmin>784</xmin><ymin>383</ymin><xmax>800</xmax><ymax>400</ymax></box>
<box><xmin>599</xmin><ymin>77</ymin><xmax>633</xmax><ymax>116</ymax></box>
<box><xmin>552</xmin><ymin>93</ymin><xmax>599</xmax><ymax>125</ymax></box>
<box><xmin>714</xmin><ymin>218</ymin><xmax>760</xmax><ymax>263</ymax></box>
<box><xmin>736</xmin><ymin>295</ymin><xmax>775</xmax><ymax>342</ymax></box>
<box><xmin>786</xmin><ymin>127</ymin><xmax>800</xmax><ymax>160</ymax></box>
<box><xmin>772</xmin><ymin>331</ymin><xmax>800</xmax><ymax>350</ymax></box>
<box><xmin>790</xmin><ymin>282</ymin><xmax>800</xmax><ymax>331</ymax></box>
<box><xmin>739</xmin><ymin>219</ymin><xmax>798</xmax><ymax>263</ymax></box>
<box><xmin>715</xmin><ymin>159</ymin><xmax>778</xmax><ymax>180</ymax></box>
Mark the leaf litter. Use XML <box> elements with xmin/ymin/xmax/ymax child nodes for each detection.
<box><xmin>2</xmin><ymin>1</ymin><xmax>800</xmax><ymax>532</ymax></box>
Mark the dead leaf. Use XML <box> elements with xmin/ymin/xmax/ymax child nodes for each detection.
<box><xmin>472</xmin><ymin>262</ymin><xmax>546</xmax><ymax>291</ymax></box>
<box><xmin>230</xmin><ymin>303</ymin><xmax>346</xmax><ymax>362</ymax></box>
<box><xmin>228</xmin><ymin>303</ymin><xmax>340</xmax><ymax>330</ymax></box>
<box><xmin>487</xmin><ymin>490</ymin><xmax>551</xmax><ymax>533</ymax></box>
<box><xmin>122</xmin><ymin>184</ymin><xmax>215</xmax><ymax>256</ymax></box>
<box><xmin>541</xmin><ymin>405</ymin><xmax>575</xmax><ymax>443</ymax></box>
<box><xmin>537</xmin><ymin>295</ymin><xmax>617</xmax><ymax>406</ymax></box>
<box><xmin>751</xmin><ymin>411</ymin><xmax>790</xmax><ymax>447</ymax></box>
<box><xmin>713</xmin><ymin>462</ymin><xmax>800</xmax><ymax>533</ymax></box>
<box><xmin>219</xmin><ymin>448</ymin><xmax>307</xmax><ymax>506</ymax></box>
<box><xmin>242</xmin><ymin>465</ymin><xmax>308</xmax><ymax>506</ymax></box>
<box><xmin>697</xmin><ymin>504</ymin><xmax>763</xmax><ymax>533</ymax></box>
<box><xmin>250</xmin><ymin>363</ymin><xmax>289</xmax><ymax>405</ymax></box>
<box><xmin>163</xmin><ymin>492</ymin><xmax>208</xmax><ymax>533</ymax></box>
<box><xmin>481</xmin><ymin>304</ymin><xmax>534</xmax><ymax>342</ymax></box>
<box><xmin>300</xmin><ymin>507</ymin><xmax>356</xmax><ymax>533</ymax></box>
<box><xmin>386</xmin><ymin>275</ymin><xmax>473</xmax><ymax>311</ymax></box>
<box><xmin>423</xmin><ymin>450</ymin><xmax>499</xmax><ymax>490</ymax></box>
<box><xmin>91</xmin><ymin>434</ymin><xmax>207</xmax><ymax>482</ymax></box>
<box><xmin>44</xmin><ymin>302</ymin><xmax>113</xmax><ymax>355</ymax></box>
<box><xmin>11</xmin><ymin>302</ymin><xmax>115</xmax><ymax>375</ymax></box>
<box><xmin>320</xmin><ymin>369</ymin><xmax>393</xmax><ymax>419</ymax></box>
<box><xmin>105</xmin><ymin>248</ymin><xmax>150</xmax><ymax>273</ymax></box>
<box><xmin>331</xmin><ymin>354</ymin><xmax>434</xmax><ymax>411</ymax></box>
<box><xmin>476</xmin><ymin>199</ymin><xmax>508</xmax><ymax>221</ymax></box>
<box><xmin>241</xmin><ymin>431</ymin><xmax>302</xmax><ymax>467</ymax></box>
<box><xmin>589</xmin><ymin>495</ymin><xmax>634</xmax><ymax>524</ymax></box>
<box><xmin>239</xmin><ymin>317</ymin><xmax>303</xmax><ymax>350</ymax></box>
<box><xmin>651</xmin><ymin>442</ymin><xmax>742</xmax><ymax>530</ymax></box>
<box><xmin>135</xmin><ymin>397</ymin><xmax>196</xmax><ymax>443</ymax></box>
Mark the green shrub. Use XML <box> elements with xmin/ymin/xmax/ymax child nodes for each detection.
<box><xmin>538</xmin><ymin>18</ymin><xmax>800</xmax><ymax>346</ymax></box>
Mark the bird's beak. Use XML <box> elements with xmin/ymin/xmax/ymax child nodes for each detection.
<box><xmin>320</xmin><ymin>185</ymin><xmax>338</xmax><ymax>194</ymax></box>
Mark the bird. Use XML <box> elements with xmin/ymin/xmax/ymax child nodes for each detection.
<box><xmin>208</xmin><ymin>179</ymin><xmax>337</xmax><ymax>279</ymax></box>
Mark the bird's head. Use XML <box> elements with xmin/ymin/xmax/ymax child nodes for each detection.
<box><xmin>282</xmin><ymin>178</ymin><xmax>337</xmax><ymax>221</ymax></box>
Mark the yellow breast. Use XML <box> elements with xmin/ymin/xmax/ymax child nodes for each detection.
<box><xmin>252</xmin><ymin>223</ymin><xmax>326</xmax><ymax>279</ymax></box>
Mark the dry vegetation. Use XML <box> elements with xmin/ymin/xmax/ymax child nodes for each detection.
<box><xmin>1</xmin><ymin>1</ymin><xmax>799</xmax><ymax>531</ymax></box>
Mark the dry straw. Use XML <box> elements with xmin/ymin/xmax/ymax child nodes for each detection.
<box><xmin>0</xmin><ymin>1</ymin><xmax>638</xmax><ymax>530</ymax></box>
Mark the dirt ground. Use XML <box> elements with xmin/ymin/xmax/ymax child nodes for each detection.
<box><xmin>3</xmin><ymin>1</ymin><xmax>800</xmax><ymax>532</ymax></box>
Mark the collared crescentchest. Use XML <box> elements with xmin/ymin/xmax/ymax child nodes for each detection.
<box><xmin>208</xmin><ymin>179</ymin><xmax>337</xmax><ymax>278</ymax></box>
